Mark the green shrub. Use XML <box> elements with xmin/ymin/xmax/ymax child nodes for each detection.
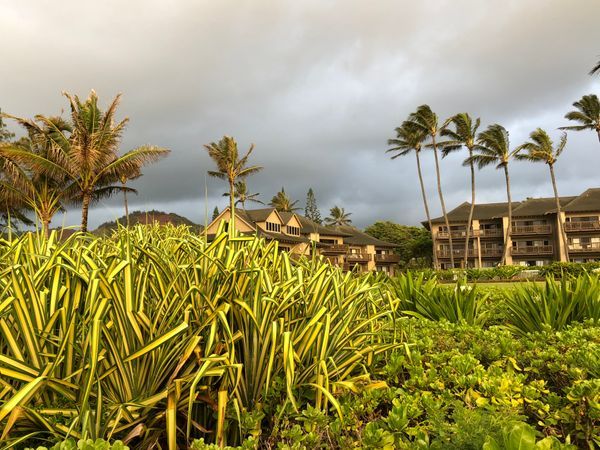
<box><xmin>503</xmin><ymin>275</ymin><xmax>600</xmax><ymax>334</ymax></box>
<box><xmin>26</xmin><ymin>439</ymin><xmax>128</xmax><ymax>450</ymax></box>
<box><xmin>538</xmin><ymin>261</ymin><xmax>600</xmax><ymax>278</ymax></box>
<box><xmin>388</xmin><ymin>273</ymin><xmax>489</xmax><ymax>325</ymax></box>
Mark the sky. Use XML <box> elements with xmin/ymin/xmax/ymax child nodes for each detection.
<box><xmin>2</xmin><ymin>0</ymin><xmax>600</xmax><ymax>229</ymax></box>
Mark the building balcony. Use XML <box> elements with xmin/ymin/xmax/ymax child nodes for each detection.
<box><xmin>320</xmin><ymin>244</ymin><xmax>349</xmax><ymax>254</ymax></box>
<box><xmin>565</xmin><ymin>221</ymin><xmax>600</xmax><ymax>232</ymax></box>
<box><xmin>374</xmin><ymin>253</ymin><xmax>401</xmax><ymax>263</ymax></box>
<box><xmin>479</xmin><ymin>228</ymin><xmax>504</xmax><ymax>238</ymax></box>
<box><xmin>568</xmin><ymin>243</ymin><xmax>600</xmax><ymax>252</ymax></box>
<box><xmin>511</xmin><ymin>225</ymin><xmax>552</xmax><ymax>235</ymax></box>
<box><xmin>480</xmin><ymin>248</ymin><xmax>503</xmax><ymax>257</ymax></box>
<box><xmin>437</xmin><ymin>248</ymin><xmax>477</xmax><ymax>258</ymax></box>
<box><xmin>437</xmin><ymin>230</ymin><xmax>475</xmax><ymax>239</ymax></box>
<box><xmin>511</xmin><ymin>245</ymin><xmax>553</xmax><ymax>255</ymax></box>
<box><xmin>346</xmin><ymin>253</ymin><xmax>371</xmax><ymax>263</ymax></box>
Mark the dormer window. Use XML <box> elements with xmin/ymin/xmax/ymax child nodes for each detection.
<box><xmin>287</xmin><ymin>225</ymin><xmax>300</xmax><ymax>236</ymax></box>
<box><xmin>266</xmin><ymin>222</ymin><xmax>281</xmax><ymax>233</ymax></box>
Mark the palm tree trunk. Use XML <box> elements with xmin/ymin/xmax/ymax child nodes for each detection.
<box><xmin>597</xmin><ymin>128</ymin><xmax>600</xmax><ymax>144</ymax></box>
<box><xmin>464</xmin><ymin>149</ymin><xmax>476</xmax><ymax>268</ymax></box>
<box><xmin>415</xmin><ymin>151</ymin><xmax>438</xmax><ymax>269</ymax></box>
<box><xmin>549</xmin><ymin>163</ymin><xmax>570</xmax><ymax>262</ymax></box>
<box><xmin>431</xmin><ymin>135</ymin><xmax>455</xmax><ymax>268</ymax></box>
<box><xmin>502</xmin><ymin>165</ymin><xmax>512</xmax><ymax>265</ymax></box>
<box><xmin>123</xmin><ymin>182</ymin><xmax>130</xmax><ymax>227</ymax></box>
<box><xmin>228</xmin><ymin>177</ymin><xmax>235</xmax><ymax>237</ymax></box>
<box><xmin>81</xmin><ymin>192</ymin><xmax>91</xmax><ymax>233</ymax></box>
<box><xmin>42</xmin><ymin>217</ymin><xmax>50</xmax><ymax>238</ymax></box>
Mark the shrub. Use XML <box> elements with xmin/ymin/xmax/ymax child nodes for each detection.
<box><xmin>503</xmin><ymin>275</ymin><xmax>600</xmax><ymax>334</ymax></box>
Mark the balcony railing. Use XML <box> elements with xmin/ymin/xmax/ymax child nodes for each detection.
<box><xmin>437</xmin><ymin>249</ymin><xmax>477</xmax><ymax>257</ymax></box>
<box><xmin>374</xmin><ymin>253</ymin><xmax>401</xmax><ymax>263</ymax></box>
<box><xmin>569</xmin><ymin>243</ymin><xmax>600</xmax><ymax>252</ymax></box>
<box><xmin>511</xmin><ymin>245</ymin><xmax>553</xmax><ymax>255</ymax></box>
<box><xmin>437</xmin><ymin>230</ymin><xmax>474</xmax><ymax>239</ymax></box>
<box><xmin>321</xmin><ymin>244</ymin><xmax>349</xmax><ymax>254</ymax></box>
<box><xmin>480</xmin><ymin>228</ymin><xmax>503</xmax><ymax>237</ymax></box>
<box><xmin>346</xmin><ymin>253</ymin><xmax>371</xmax><ymax>263</ymax></box>
<box><xmin>511</xmin><ymin>225</ymin><xmax>552</xmax><ymax>235</ymax></box>
<box><xmin>480</xmin><ymin>248</ymin><xmax>503</xmax><ymax>256</ymax></box>
<box><xmin>565</xmin><ymin>221</ymin><xmax>600</xmax><ymax>232</ymax></box>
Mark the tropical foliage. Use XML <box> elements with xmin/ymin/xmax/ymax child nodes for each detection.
<box><xmin>324</xmin><ymin>205</ymin><xmax>352</xmax><ymax>226</ymax></box>
<box><xmin>268</xmin><ymin>187</ymin><xmax>299</xmax><ymax>212</ymax></box>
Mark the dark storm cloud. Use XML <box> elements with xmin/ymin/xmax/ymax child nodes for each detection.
<box><xmin>2</xmin><ymin>0</ymin><xmax>600</xmax><ymax>229</ymax></box>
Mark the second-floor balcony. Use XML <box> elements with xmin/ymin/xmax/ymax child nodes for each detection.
<box><xmin>374</xmin><ymin>253</ymin><xmax>401</xmax><ymax>263</ymax></box>
<box><xmin>479</xmin><ymin>228</ymin><xmax>504</xmax><ymax>238</ymax></box>
<box><xmin>480</xmin><ymin>247</ymin><xmax>503</xmax><ymax>256</ymax></box>
<box><xmin>511</xmin><ymin>224</ymin><xmax>552</xmax><ymax>235</ymax></box>
<box><xmin>437</xmin><ymin>229</ymin><xmax>474</xmax><ymax>239</ymax></box>
<box><xmin>511</xmin><ymin>245</ymin><xmax>553</xmax><ymax>255</ymax></box>
<box><xmin>321</xmin><ymin>243</ymin><xmax>349</xmax><ymax>254</ymax></box>
<box><xmin>346</xmin><ymin>253</ymin><xmax>371</xmax><ymax>263</ymax></box>
<box><xmin>437</xmin><ymin>248</ymin><xmax>477</xmax><ymax>258</ymax></box>
<box><xmin>565</xmin><ymin>221</ymin><xmax>600</xmax><ymax>232</ymax></box>
<box><xmin>569</xmin><ymin>242</ymin><xmax>600</xmax><ymax>252</ymax></box>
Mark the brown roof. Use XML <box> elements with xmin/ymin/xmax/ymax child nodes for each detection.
<box><xmin>427</xmin><ymin>188</ymin><xmax>600</xmax><ymax>225</ymax></box>
<box><xmin>563</xmin><ymin>188</ymin><xmax>600</xmax><ymax>213</ymax></box>
<box><xmin>336</xmin><ymin>226</ymin><xmax>397</xmax><ymax>248</ymax></box>
<box><xmin>429</xmin><ymin>201</ymin><xmax>520</xmax><ymax>224</ymax></box>
<box><xmin>237</xmin><ymin>208</ymin><xmax>279</xmax><ymax>223</ymax></box>
<box><xmin>296</xmin><ymin>215</ymin><xmax>353</xmax><ymax>237</ymax></box>
<box><xmin>512</xmin><ymin>196</ymin><xmax>577</xmax><ymax>217</ymax></box>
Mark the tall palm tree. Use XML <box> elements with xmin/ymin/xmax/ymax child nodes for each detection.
<box><xmin>405</xmin><ymin>105</ymin><xmax>455</xmax><ymax>268</ymax></box>
<box><xmin>466</xmin><ymin>124</ymin><xmax>518</xmax><ymax>265</ymax></box>
<box><xmin>324</xmin><ymin>206</ymin><xmax>352</xmax><ymax>227</ymax></box>
<box><xmin>222</xmin><ymin>180</ymin><xmax>263</xmax><ymax>210</ymax></box>
<box><xmin>0</xmin><ymin>116</ymin><xmax>72</xmax><ymax>236</ymax></box>
<box><xmin>269</xmin><ymin>187</ymin><xmax>299</xmax><ymax>212</ymax></box>
<box><xmin>560</xmin><ymin>94</ymin><xmax>600</xmax><ymax>145</ymax></box>
<box><xmin>440</xmin><ymin>113</ymin><xmax>481</xmax><ymax>268</ymax></box>
<box><xmin>515</xmin><ymin>128</ymin><xmax>570</xmax><ymax>262</ymax></box>
<box><xmin>4</xmin><ymin>92</ymin><xmax>170</xmax><ymax>232</ymax></box>
<box><xmin>387</xmin><ymin>122</ymin><xmax>439</xmax><ymax>269</ymax></box>
<box><xmin>204</xmin><ymin>135</ymin><xmax>262</xmax><ymax>235</ymax></box>
<box><xmin>119</xmin><ymin>167</ymin><xmax>141</xmax><ymax>227</ymax></box>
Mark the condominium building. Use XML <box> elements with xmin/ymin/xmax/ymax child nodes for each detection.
<box><xmin>206</xmin><ymin>207</ymin><xmax>400</xmax><ymax>274</ymax></box>
<box><xmin>425</xmin><ymin>188</ymin><xmax>600</xmax><ymax>268</ymax></box>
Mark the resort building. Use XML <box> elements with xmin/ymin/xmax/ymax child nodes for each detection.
<box><xmin>426</xmin><ymin>188</ymin><xmax>600</xmax><ymax>268</ymax></box>
<box><xmin>206</xmin><ymin>207</ymin><xmax>400</xmax><ymax>274</ymax></box>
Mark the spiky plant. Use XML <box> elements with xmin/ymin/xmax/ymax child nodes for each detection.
<box><xmin>560</xmin><ymin>94</ymin><xmax>600</xmax><ymax>146</ymax></box>
<box><xmin>204</xmin><ymin>136</ymin><xmax>262</xmax><ymax>235</ymax></box>
<box><xmin>466</xmin><ymin>124</ymin><xmax>519</xmax><ymax>265</ymax></box>
<box><xmin>387</xmin><ymin>121</ymin><xmax>439</xmax><ymax>269</ymax></box>
<box><xmin>404</xmin><ymin>105</ymin><xmax>455</xmax><ymax>268</ymax></box>
<box><xmin>324</xmin><ymin>206</ymin><xmax>352</xmax><ymax>227</ymax></box>
<box><xmin>515</xmin><ymin>128</ymin><xmax>570</xmax><ymax>262</ymax></box>
<box><xmin>440</xmin><ymin>113</ymin><xmax>481</xmax><ymax>268</ymax></box>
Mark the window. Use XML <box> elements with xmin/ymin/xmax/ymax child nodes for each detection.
<box><xmin>286</xmin><ymin>225</ymin><xmax>300</xmax><ymax>236</ymax></box>
<box><xmin>266</xmin><ymin>222</ymin><xmax>281</xmax><ymax>233</ymax></box>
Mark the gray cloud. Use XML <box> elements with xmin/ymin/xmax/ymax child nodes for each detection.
<box><xmin>2</xmin><ymin>0</ymin><xmax>600</xmax><ymax>229</ymax></box>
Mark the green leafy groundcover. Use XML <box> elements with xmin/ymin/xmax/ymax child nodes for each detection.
<box><xmin>1</xmin><ymin>226</ymin><xmax>599</xmax><ymax>449</ymax></box>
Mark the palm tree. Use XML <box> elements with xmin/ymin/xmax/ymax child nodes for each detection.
<box><xmin>405</xmin><ymin>105</ymin><xmax>455</xmax><ymax>268</ymax></box>
<box><xmin>440</xmin><ymin>113</ymin><xmax>481</xmax><ymax>268</ymax></box>
<box><xmin>204</xmin><ymin>135</ymin><xmax>262</xmax><ymax>235</ymax></box>
<box><xmin>0</xmin><ymin>115</ymin><xmax>72</xmax><ymax>236</ymax></box>
<box><xmin>387</xmin><ymin>121</ymin><xmax>439</xmax><ymax>269</ymax></box>
<box><xmin>515</xmin><ymin>128</ymin><xmax>570</xmax><ymax>262</ymax></box>
<box><xmin>590</xmin><ymin>60</ymin><xmax>600</xmax><ymax>76</ymax></box>
<box><xmin>324</xmin><ymin>206</ymin><xmax>352</xmax><ymax>227</ymax></box>
<box><xmin>4</xmin><ymin>92</ymin><xmax>170</xmax><ymax>232</ymax></box>
<box><xmin>119</xmin><ymin>167</ymin><xmax>141</xmax><ymax>227</ymax></box>
<box><xmin>223</xmin><ymin>180</ymin><xmax>263</xmax><ymax>210</ymax></box>
<box><xmin>560</xmin><ymin>94</ymin><xmax>600</xmax><ymax>145</ymax></box>
<box><xmin>269</xmin><ymin>187</ymin><xmax>300</xmax><ymax>212</ymax></box>
<box><xmin>466</xmin><ymin>124</ymin><xmax>518</xmax><ymax>265</ymax></box>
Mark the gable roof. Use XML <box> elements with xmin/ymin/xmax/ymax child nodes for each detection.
<box><xmin>429</xmin><ymin>201</ymin><xmax>520</xmax><ymax>224</ymax></box>
<box><xmin>563</xmin><ymin>188</ymin><xmax>600</xmax><ymax>213</ymax></box>
<box><xmin>237</xmin><ymin>208</ymin><xmax>283</xmax><ymax>224</ymax></box>
<box><xmin>512</xmin><ymin>196</ymin><xmax>577</xmax><ymax>217</ymax></box>
<box><xmin>296</xmin><ymin>215</ymin><xmax>353</xmax><ymax>237</ymax></box>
